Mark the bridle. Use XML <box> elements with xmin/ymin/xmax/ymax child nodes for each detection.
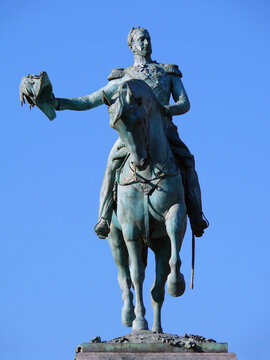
<box><xmin>111</xmin><ymin>89</ymin><xmax>178</xmax><ymax>193</ymax></box>
<box><xmin>117</xmin><ymin>148</ymin><xmax>178</xmax><ymax>196</ymax></box>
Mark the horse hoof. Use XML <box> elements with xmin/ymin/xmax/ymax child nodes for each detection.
<box><xmin>167</xmin><ymin>272</ymin><xmax>185</xmax><ymax>297</ymax></box>
<box><xmin>121</xmin><ymin>304</ymin><xmax>135</xmax><ymax>327</ymax></box>
<box><xmin>132</xmin><ymin>318</ymin><xmax>149</xmax><ymax>331</ymax></box>
<box><xmin>152</xmin><ymin>325</ymin><xmax>163</xmax><ymax>333</ymax></box>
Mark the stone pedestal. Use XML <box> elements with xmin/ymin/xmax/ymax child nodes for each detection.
<box><xmin>77</xmin><ymin>353</ymin><xmax>236</xmax><ymax>360</ymax></box>
<box><xmin>75</xmin><ymin>333</ymin><xmax>237</xmax><ymax>360</ymax></box>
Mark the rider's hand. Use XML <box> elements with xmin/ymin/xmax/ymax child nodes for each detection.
<box><xmin>48</xmin><ymin>93</ymin><xmax>59</xmax><ymax>110</ymax></box>
<box><xmin>161</xmin><ymin>104</ymin><xmax>172</xmax><ymax>118</ymax></box>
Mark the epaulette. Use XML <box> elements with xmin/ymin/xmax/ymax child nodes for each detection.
<box><xmin>107</xmin><ymin>68</ymin><xmax>125</xmax><ymax>81</ymax></box>
<box><xmin>164</xmin><ymin>64</ymin><xmax>182</xmax><ymax>78</ymax></box>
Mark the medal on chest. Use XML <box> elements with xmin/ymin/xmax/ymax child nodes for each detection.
<box><xmin>130</xmin><ymin>64</ymin><xmax>164</xmax><ymax>89</ymax></box>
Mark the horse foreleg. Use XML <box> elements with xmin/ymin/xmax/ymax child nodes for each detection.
<box><xmin>165</xmin><ymin>203</ymin><xmax>187</xmax><ymax>297</ymax></box>
<box><xmin>108</xmin><ymin>223</ymin><xmax>135</xmax><ymax>327</ymax></box>
<box><xmin>151</xmin><ymin>237</ymin><xmax>171</xmax><ymax>333</ymax></box>
<box><xmin>125</xmin><ymin>238</ymin><xmax>148</xmax><ymax>331</ymax></box>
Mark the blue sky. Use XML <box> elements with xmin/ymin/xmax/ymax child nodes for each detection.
<box><xmin>1</xmin><ymin>1</ymin><xmax>270</xmax><ymax>359</ymax></box>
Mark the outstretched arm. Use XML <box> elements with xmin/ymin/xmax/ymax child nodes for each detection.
<box><xmin>165</xmin><ymin>75</ymin><xmax>190</xmax><ymax>116</ymax></box>
<box><xmin>55</xmin><ymin>78</ymin><xmax>123</xmax><ymax>111</ymax></box>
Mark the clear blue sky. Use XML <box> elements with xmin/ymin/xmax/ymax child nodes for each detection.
<box><xmin>1</xmin><ymin>1</ymin><xmax>269</xmax><ymax>359</ymax></box>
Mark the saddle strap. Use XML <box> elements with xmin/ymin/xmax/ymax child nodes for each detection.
<box><xmin>143</xmin><ymin>194</ymin><xmax>150</xmax><ymax>247</ymax></box>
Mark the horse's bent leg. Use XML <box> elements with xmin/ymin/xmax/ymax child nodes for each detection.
<box><xmin>125</xmin><ymin>238</ymin><xmax>148</xmax><ymax>330</ymax></box>
<box><xmin>108</xmin><ymin>223</ymin><xmax>135</xmax><ymax>327</ymax></box>
<box><xmin>151</xmin><ymin>237</ymin><xmax>171</xmax><ymax>333</ymax></box>
<box><xmin>165</xmin><ymin>203</ymin><xmax>187</xmax><ymax>297</ymax></box>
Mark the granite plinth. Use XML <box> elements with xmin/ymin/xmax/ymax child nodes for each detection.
<box><xmin>76</xmin><ymin>351</ymin><xmax>237</xmax><ymax>360</ymax></box>
<box><xmin>75</xmin><ymin>332</ymin><xmax>237</xmax><ymax>360</ymax></box>
<box><xmin>77</xmin><ymin>343</ymin><xmax>228</xmax><ymax>353</ymax></box>
<box><xmin>75</xmin><ymin>342</ymin><xmax>237</xmax><ymax>360</ymax></box>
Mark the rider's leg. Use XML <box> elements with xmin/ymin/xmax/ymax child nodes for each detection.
<box><xmin>168</xmin><ymin>138</ymin><xmax>208</xmax><ymax>237</ymax></box>
<box><xmin>181</xmin><ymin>155</ymin><xmax>209</xmax><ymax>237</ymax></box>
<box><xmin>165</xmin><ymin>121</ymin><xmax>208</xmax><ymax>237</ymax></box>
<box><xmin>94</xmin><ymin>138</ymin><xmax>127</xmax><ymax>239</ymax></box>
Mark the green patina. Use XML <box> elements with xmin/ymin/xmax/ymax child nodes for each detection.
<box><xmin>20</xmin><ymin>27</ymin><xmax>210</xmax><ymax>333</ymax></box>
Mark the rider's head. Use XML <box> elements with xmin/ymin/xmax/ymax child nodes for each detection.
<box><xmin>127</xmin><ymin>27</ymin><xmax>152</xmax><ymax>57</ymax></box>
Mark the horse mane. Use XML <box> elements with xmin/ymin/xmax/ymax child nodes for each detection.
<box><xmin>110</xmin><ymin>80</ymin><xmax>164</xmax><ymax>155</ymax></box>
<box><xmin>113</xmin><ymin>79</ymin><xmax>161</xmax><ymax>123</ymax></box>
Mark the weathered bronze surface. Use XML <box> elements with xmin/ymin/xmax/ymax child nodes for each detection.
<box><xmin>75</xmin><ymin>331</ymin><xmax>236</xmax><ymax>360</ymax></box>
<box><xmin>20</xmin><ymin>27</ymin><xmax>210</xmax><ymax>334</ymax></box>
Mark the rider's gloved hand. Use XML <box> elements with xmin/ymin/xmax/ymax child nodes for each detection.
<box><xmin>160</xmin><ymin>104</ymin><xmax>172</xmax><ymax>118</ymax></box>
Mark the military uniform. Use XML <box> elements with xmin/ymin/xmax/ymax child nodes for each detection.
<box><xmin>107</xmin><ymin>63</ymin><xmax>194</xmax><ymax>167</ymax></box>
<box><xmin>95</xmin><ymin>62</ymin><xmax>208</xmax><ymax>238</ymax></box>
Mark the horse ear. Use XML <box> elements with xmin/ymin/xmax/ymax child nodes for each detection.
<box><xmin>102</xmin><ymin>91</ymin><xmax>111</xmax><ymax>106</ymax></box>
<box><xmin>126</xmin><ymin>84</ymin><xmax>134</xmax><ymax>103</ymax></box>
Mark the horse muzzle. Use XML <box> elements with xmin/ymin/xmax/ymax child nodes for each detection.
<box><xmin>131</xmin><ymin>157</ymin><xmax>148</xmax><ymax>171</ymax></box>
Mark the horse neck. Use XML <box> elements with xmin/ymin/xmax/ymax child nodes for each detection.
<box><xmin>147</xmin><ymin>111</ymin><xmax>170</xmax><ymax>165</ymax></box>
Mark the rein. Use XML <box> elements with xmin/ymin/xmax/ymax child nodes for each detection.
<box><xmin>116</xmin><ymin>152</ymin><xmax>178</xmax><ymax>248</ymax></box>
<box><xmin>112</xmin><ymin>82</ymin><xmax>178</xmax><ymax>247</ymax></box>
<box><xmin>117</xmin><ymin>150</ymin><xmax>178</xmax><ymax>190</ymax></box>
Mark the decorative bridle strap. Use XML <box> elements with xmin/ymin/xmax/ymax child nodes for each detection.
<box><xmin>117</xmin><ymin>154</ymin><xmax>178</xmax><ymax>188</ymax></box>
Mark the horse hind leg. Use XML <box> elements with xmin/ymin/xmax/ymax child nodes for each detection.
<box><xmin>108</xmin><ymin>223</ymin><xmax>135</xmax><ymax>327</ymax></box>
<box><xmin>151</xmin><ymin>236</ymin><xmax>171</xmax><ymax>333</ymax></box>
<box><xmin>165</xmin><ymin>203</ymin><xmax>187</xmax><ymax>297</ymax></box>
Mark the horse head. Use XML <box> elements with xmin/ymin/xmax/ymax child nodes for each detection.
<box><xmin>103</xmin><ymin>80</ymin><xmax>152</xmax><ymax>171</ymax></box>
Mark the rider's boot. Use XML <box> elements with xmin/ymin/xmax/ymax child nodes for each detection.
<box><xmin>94</xmin><ymin>196</ymin><xmax>113</xmax><ymax>239</ymax></box>
<box><xmin>94</xmin><ymin>179</ymin><xmax>115</xmax><ymax>239</ymax></box>
<box><xmin>183</xmin><ymin>167</ymin><xmax>209</xmax><ymax>237</ymax></box>
<box><xmin>94</xmin><ymin>152</ymin><xmax>123</xmax><ymax>239</ymax></box>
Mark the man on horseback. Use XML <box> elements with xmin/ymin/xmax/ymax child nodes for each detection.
<box><xmin>53</xmin><ymin>27</ymin><xmax>208</xmax><ymax>238</ymax></box>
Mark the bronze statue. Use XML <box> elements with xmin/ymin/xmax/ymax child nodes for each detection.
<box><xmin>54</xmin><ymin>27</ymin><xmax>207</xmax><ymax>238</ymax></box>
<box><xmin>20</xmin><ymin>27</ymin><xmax>209</xmax><ymax>332</ymax></box>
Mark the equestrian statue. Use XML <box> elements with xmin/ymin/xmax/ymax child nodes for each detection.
<box><xmin>20</xmin><ymin>27</ymin><xmax>208</xmax><ymax>332</ymax></box>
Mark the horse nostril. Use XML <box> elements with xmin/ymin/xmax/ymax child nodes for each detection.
<box><xmin>131</xmin><ymin>161</ymin><xmax>137</xmax><ymax>169</ymax></box>
<box><xmin>140</xmin><ymin>158</ymin><xmax>148</xmax><ymax>167</ymax></box>
<box><xmin>131</xmin><ymin>158</ymin><xmax>148</xmax><ymax>170</ymax></box>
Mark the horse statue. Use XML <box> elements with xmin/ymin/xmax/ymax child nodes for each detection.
<box><xmin>102</xmin><ymin>79</ymin><xmax>187</xmax><ymax>333</ymax></box>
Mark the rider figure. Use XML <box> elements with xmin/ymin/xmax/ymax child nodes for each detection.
<box><xmin>54</xmin><ymin>27</ymin><xmax>208</xmax><ymax>238</ymax></box>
